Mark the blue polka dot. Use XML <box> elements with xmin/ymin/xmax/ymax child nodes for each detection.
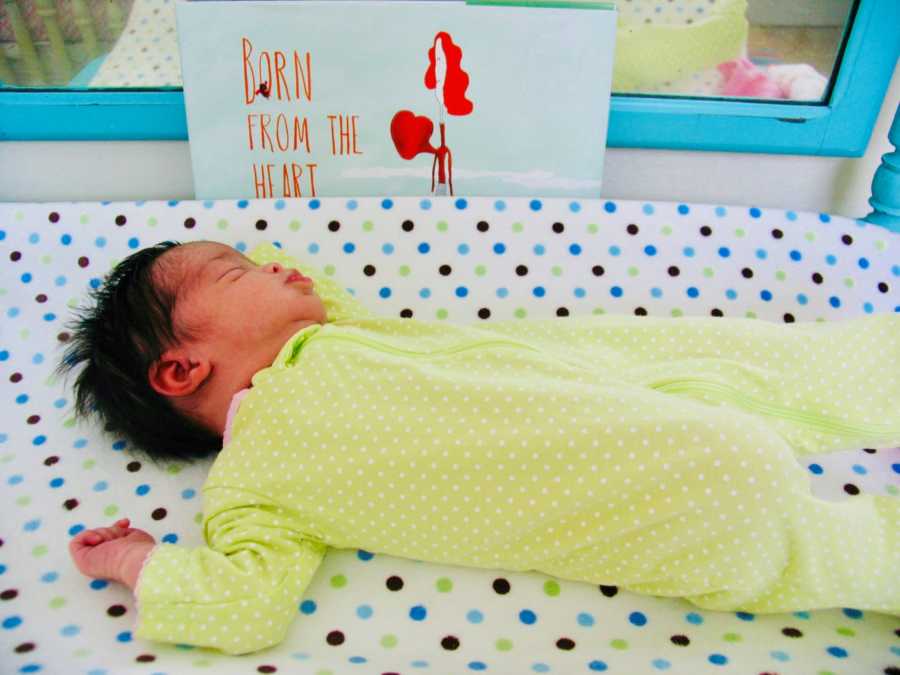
<box><xmin>755</xmin><ymin>249</ymin><xmax>768</xmax><ymax>260</ymax></box>
<box><xmin>789</xmin><ymin>250</ymin><xmax>802</xmax><ymax>261</ymax></box>
<box><xmin>89</xmin><ymin>278</ymin><xmax>101</xmax><ymax>289</ymax></box>
<box><xmin>89</xmin><ymin>579</ymin><xmax>108</xmax><ymax>590</ymax></box>
<box><xmin>16</xmin><ymin>394</ymin><xmax>28</xmax><ymax>404</ymax></box>
<box><xmin>60</xmin><ymin>234</ymin><xmax>72</xmax><ymax>245</ymax></box>
<box><xmin>274</xmin><ymin>199</ymin><xmax>286</xmax><ymax>210</ymax></box>
<box><xmin>793</xmin><ymin>611</ymin><xmax>811</xmax><ymax>619</ymax></box>
<box><xmin>411</xmin><ymin>661</ymin><xmax>430</xmax><ymax>668</ymax></box>
<box><xmin>93</xmin><ymin>481</ymin><xmax>108</xmax><ymax>492</ymax></box>
<box><xmin>41</xmin><ymin>572</ymin><xmax>59</xmax><ymax>583</ymax></box>
<box><xmin>466</xmin><ymin>610</ymin><xmax>483</xmax><ymax>623</ymax></box>
<box><xmin>112</xmin><ymin>440</ymin><xmax>126</xmax><ymax>451</ymax></box>
<box><xmin>236</xmin><ymin>199</ymin><xmax>248</xmax><ymax>209</ymax></box>
<box><xmin>349</xmin><ymin>657</ymin><xmax>367</xmax><ymax>664</ymax></box>
<box><xmin>686</xmin><ymin>612</ymin><xmax>704</xmax><ymax>625</ymax></box>
<box><xmin>760</xmin><ymin>290</ymin><xmax>773</xmax><ymax>301</ymax></box>
<box><xmin>725</xmin><ymin>289</ymin><xmax>737</xmax><ymax>300</ymax></box>
<box><xmin>819</xmin><ymin>213</ymin><xmax>831</xmax><ymax>223</ymax></box>
<box><xmin>858</xmin><ymin>257</ymin><xmax>869</xmax><ymax>269</ymax></box>
<box><xmin>21</xmin><ymin>273</ymin><xmax>32</xmax><ymax>283</ymax></box>
<box><xmin>29</xmin><ymin>233</ymin><xmax>40</xmax><ymax>244</ymax></box>
<box><xmin>418</xmin><ymin>199</ymin><xmax>431</xmax><ymax>210</ymax></box>
<box><xmin>49</xmin><ymin>477</ymin><xmax>63</xmax><ymax>488</ymax></box>
<box><xmin>735</xmin><ymin>612</ymin><xmax>755</xmax><ymax>621</ymax></box>
<box><xmin>7</xmin><ymin>308</ymin><xmax>19</xmax><ymax>318</ymax></box>
<box><xmin>74</xmin><ymin>439</ymin><xmax>87</xmax><ymax>448</ymax></box>
<box><xmin>863</xmin><ymin>302</ymin><xmax>874</xmax><ymax>314</ymax></box>
<box><xmin>603</xmin><ymin>201</ymin><xmax>616</xmax><ymax>213</ymax></box>
<box><xmin>494</xmin><ymin>243</ymin><xmax>506</xmax><ymax>254</ymax></box>
<box><xmin>577</xmin><ymin>612</ymin><xmax>594</xmax><ymax>627</ymax></box>
<box><xmin>797</xmin><ymin>293</ymin><xmax>808</xmax><ymax>305</ymax></box>
<box><xmin>893</xmin><ymin>265</ymin><xmax>900</xmax><ymax>277</ymax></box>
<box><xmin>455</xmin><ymin>287</ymin><xmax>469</xmax><ymax>298</ymax></box>
<box><xmin>356</xmin><ymin>605</ymin><xmax>373</xmax><ymax>619</ymax></box>
<box><xmin>609</xmin><ymin>246</ymin><xmax>621</xmax><ymax>256</ymax></box>
<box><xmin>610</xmin><ymin>286</ymin><xmax>623</xmax><ymax>298</ymax></box>
<box><xmin>379</xmin><ymin>287</ymin><xmax>392</xmax><ymax>298</ymax></box>
<box><xmin>677</xmin><ymin>204</ymin><xmax>690</xmax><ymax>215</ymax></box>
<box><xmin>573</xmin><ymin>287</ymin><xmax>585</xmax><ymax>299</ymax></box>
<box><xmin>60</xmin><ymin>624</ymin><xmax>80</xmax><ymax>636</ymax></box>
<box><xmin>687</xmin><ymin>287</ymin><xmax>699</xmax><ymax>298</ymax></box>
<box><xmin>770</xmin><ymin>650</ymin><xmax>790</xmax><ymax>662</ymax></box>
<box><xmin>708</xmin><ymin>654</ymin><xmax>728</xmax><ymax>665</ymax></box>
<box><xmin>55</xmin><ymin>276</ymin><xmax>66</xmax><ymax>286</ymax></box>
<box><xmin>643</xmin><ymin>204</ymin><xmax>655</xmax><ymax>215</ymax></box>
<box><xmin>419</xmin><ymin>288</ymin><xmax>431</xmax><ymax>299</ymax></box>
<box><xmin>0</xmin><ymin>230</ymin><xmax>4</xmax><ymax>240</ymax></box>
<box><xmin>24</xmin><ymin>519</ymin><xmax>41</xmax><ymax>531</ymax></box>
<box><xmin>532</xmin><ymin>665</ymin><xmax>550</xmax><ymax>673</ymax></box>
<box><xmin>786</xmin><ymin>211</ymin><xmax>797</xmax><ymax>221</ymax></box>
<box><xmin>128</xmin><ymin>237</ymin><xmax>139</xmax><ymax>249</ymax></box>
<box><xmin>714</xmin><ymin>206</ymin><xmax>727</xmax><ymax>217</ymax></box>
<box><xmin>533</xmin><ymin>244</ymin><xmax>545</xmax><ymax>255</ymax></box>
<box><xmin>95</xmin><ymin>236</ymin><xmax>107</xmax><ymax>248</ymax></box>
<box><xmin>162</xmin><ymin>533</ymin><xmax>178</xmax><ymax>544</ymax></box>
<box><xmin>808</xmin><ymin>463</ymin><xmax>824</xmax><ymax>475</ymax></box>
<box><xmin>0</xmin><ymin>565</ymin><xmax>5</xmax><ymax>575</ymax></box>
<box><xmin>826</xmin><ymin>646</ymin><xmax>847</xmax><ymax>658</ymax></box>
<box><xmin>8</xmin><ymin>474</ymin><xmax>23</xmax><ymax>485</ymax></box>
<box><xmin>468</xmin><ymin>662</ymin><xmax>487</xmax><ymax>671</ymax></box>
<box><xmin>829</xmin><ymin>296</ymin><xmax>841</xmax><ymax>308</ymax></box>
<box><xmin>629</xmin><ymin>611</ymin><xmax>647</xmax><ymax>626</ymax></box>
<box><xmin>409</xmin><ymin>605</ymin><xmax>427</xmax><ymax>621</ymax></box>
<box><xmin>498</xmin><ymin>287</ymin><xmax>510</xmax><ymax>298</ymax></box>
<box><xmin>202</xmin><ymin>201</ymin><xmax>214</xmax><ymax>209</ymax></box>
<box><xmin>417</xmin><ymin>242</ymin><xmax>430</xmax><ymax>254</ymax></box>
<box><xmin>3</xmin><ymin>615</ymin><xmax>23</xmax><ymax>629</ymax></box>
<box><xmin>181</xmin><ymin>488</ymin><xmax>196</xmax><ymax>499</ymax></box>
<box><xmin>644</xmin><ymin>245</ymin><xmax>657</xmax><ymax>256</ymax></box>
<box><xmin>683</xmin><ymin>246</ymin><xmax>695</xmax><ymax>257</ymax></box>
<box><xmin>343</xmin><ymin>242</ymin><xmax>355</xmax><ymax>254</ymax></box>
<box><xmin>749</xmin><ymin>207</ymin><xmax>761</xmax><ymax>218</ymax></box>
<box><xmin>519</xmin><ymin>609</ymin><xmax>537</xmax><ymax>624</ymax></box>
<box><xmin>32</xmin><ymin>353</ymin><xmax>44</xmax><ymax>365</ymax></box>
<box><xmin>529</xmin><ymin>199</ymin><xmax>542</xmax><ymax>211</ymax></box>
<box><xmin>652</xmin><ymin>659</ymin><xmax>671</xmax><ymax>670</ymax></box>
<box><xmin>42</xmin><ymin>313</ymin><xmax>56</xmax><ymax>322</ymax></box>
<box><xmin>299</xmin><ymin>600</ymin><xmax>316</xmax><ymax>614</ymax></box>
<box><xmin>116</xmin><ymin>631</ymin><xmax>132</xmax><ymax>642</ymax></box>
<box><xmin>494</xmin><ymin>200</ymin><xmax>506</xmax><ymax>212</ymax></box>
<box><xmin>651</xmin><ymin>287</ymin><xmax>664</xmax><ymax>298</ymax></box>
<box><xmin>851</xmin><ymin>464</ymin><xmax>867</xmax><ymax>475</ymax></box>
<box><xmin>381</xmin><ymin>243</ymin><xmax>394</xmax><ymax>255</ymax></box>
<box><xmin>588</xmin><ymin>661</ymin><xmax>608</xmax><ymax>671</ymax></box>
<box><xmin>892</xmin><ymin>463</ymin><xmax>900</xmax><ymax>475</ymax></box>
<box><xmin>136</xmin><ymin>484</ymin><xmax>150</xmax><ymax>495</ymax></box>
<box><xmin>718</xmin><ymin>247</ymin><xmax>730</xmax><ymax>258</ymax></box>
<box><xmin>569</xmin><ymin>201</ymin><xmax>581</xmax><ymax>213</ymax></box>
<box><xmin>309</xmin><ymin>199</ymin><xmax>320</xmax><ymax>210</ymax></box>
<box><xmin>454</xmin><ymin>198</ymin><xmax>467</xmax><ymax>210</ymax></box>
<box><xmin>842</xmin><ymin>608</ymin><xmax>863</xmax><ymax>619</ymax></box>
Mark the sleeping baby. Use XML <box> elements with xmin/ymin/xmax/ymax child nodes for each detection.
<box><xmin>63</xmin><ymin>239</ymin><xmax>900</xmax><ymax>655</ymax></box>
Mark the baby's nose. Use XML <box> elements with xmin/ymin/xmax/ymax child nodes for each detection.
<box><xmin>264</xmin><ymin>262</ymin><xmax>283</xmax><ymax>274</ymax></box>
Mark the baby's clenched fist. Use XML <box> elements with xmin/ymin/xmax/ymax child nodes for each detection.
<box><xmin>69</xmin><ymin>518</ymin><xmax>157</xmax><ymax>590</ymax></box>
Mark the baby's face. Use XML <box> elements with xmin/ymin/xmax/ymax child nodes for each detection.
<box><xmin>163</xmin><ymin>241</ymin><xmax>327</xmax><ymax>350</ymax></box>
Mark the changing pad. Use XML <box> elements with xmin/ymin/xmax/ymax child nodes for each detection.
<box><xmin>1</xmin><ymin>197</ymin><xmax>899</xmax><ymax>674</ymax></box>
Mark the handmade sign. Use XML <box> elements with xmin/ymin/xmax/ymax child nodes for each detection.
<box><xmin>176</xmin><ymin>0</ymin><xmax>616</xmax><ymax>199</ymax></box>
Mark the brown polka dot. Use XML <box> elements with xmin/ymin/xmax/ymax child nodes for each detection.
<box><xmin>43</xmin><ymin>456</ymin><xmax>59</xmax><ymax>466</ymax></box>
<box><xmin>0</xmin><ymin>589</ymin><xmax>18</xmax><ymax>600</ymax></box>
<box><xmin>10</xmin><ymin>373</ymin><xmax>23</xmax><ymax>383</ymax></box>
<box><xmin>57</xmin><ymin>332</ymin><xmax>71</xmax><ymax>343</ymax></box>
<box><xmin>107</xmin><ymin>604</ymin><xmax>127</xmax><ymax>617</ymax></box>
<box><xmin>671</xmin><ymin>634</ymin><xmax>690</xmax><ymax>646</ymax></box>
<box><xmin>151</xmin><ymin>508</ymin><xmax>167</xmax><ymax>520</ymax></box>
<box><xmin>556</xmin><ymin>637</ymin><xmax>575</xmax><ymax>650</ymax></box>
<box><xmin>27</xmin><ymin>415</ymin><xmax>40</xmax><ymax>425</ymax></box>
<box><xmin>14</xmin><ymin>642</ymin><xmax>35</xmax><ymax>653</ymax></box>
<box><xmin>35</xmin><ymin>294</ymin><xmax>47</xmax><ymax>303</ymax></box>
<box><xmin>78</xmin><ymin>256</ymin><xmax>90</xmax><ymax>268</ymax></box>
<box><xmin>115</xmin><ymin>215</ymin><xmax>127</xmax><ymax>226</ymax></box>
<box><xmin>440</xmin><ymin>635</ymin><xmax>460</xmax><ymax>650</ymax></box>
<box><xmin>126</xmin><ymin>461</ymin><xmax>142</xmax><ymax>472</ymax></box>
<box><xmin>599</xmin><ymin>585</ymin><xmax>618</xmax><ymax>597</ymax></box>
<box><xmin>63</xmin><ymin>498</ymin><xmax>79</xmax><ymax>510</ymax></box>
<box><xmin>136</xmin><ymin>654</ymin><xmax>156</xmax><ymax>663</ymax></box>
<box><xmin>49</xmin><ymin>212</ymin><xmax>60</xmax><ymax>223</ymax></box>
<box><xmin>10</xmin><ymin>251</ymin><xmax>21</xmax><ymax>262</ymax></box>
<box><xmin>843</xmin><ymin>483</ymin><xmax>860</xmax><ymax>496</ymax></box>
<box><xmin>326</xmin><ymin>630</ymin><xmax>345</xmax><ymax>645</ymax></box>
<box><xmin>257</xmin><ymin>667</ymin><xmax>277</xmax><ymax>674</ymax></box>
<box><xmin>255</xmin><ymin>220</ymin><xmax>268</xmax><ymax>231</ymax></box>
<box><xmin>184</xmin><ymin>218</ymin><xmax>196</xmax><ymax>229</ymax></box>
<box><xmin>782</xmin><ymin>627</ymin><xmax>803</xmax><ymax>638</ymax></box>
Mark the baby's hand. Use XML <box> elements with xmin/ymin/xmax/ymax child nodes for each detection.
<box><xmin>69</xmin><ymin>518</ymin><xmax>157</xmax><ymax>590</ymax></box>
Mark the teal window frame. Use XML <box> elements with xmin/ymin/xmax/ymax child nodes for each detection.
<box><xmin>0</xmin><ymin>0</ymin><xmax>896</xmax><ymax>156</ymax></box>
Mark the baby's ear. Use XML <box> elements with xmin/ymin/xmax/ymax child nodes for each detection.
<box><xmin>148</xmin><ymin>349</ymin><xmax>211</xmax><ymax>398</ymax></box>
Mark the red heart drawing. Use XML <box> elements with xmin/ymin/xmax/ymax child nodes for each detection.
<box><xmin>391</xmin><ymin>110</ymin><xmax>436</xmax><ymax>159</ymax></box>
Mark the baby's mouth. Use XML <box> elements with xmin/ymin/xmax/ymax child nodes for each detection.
<box><xmin>286</xmin><ymin>270</ymin><xmax>312</xmax><ymax>284</ymax></box>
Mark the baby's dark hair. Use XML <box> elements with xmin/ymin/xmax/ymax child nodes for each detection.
<box><xmin>56</xmin><ymin>241</ymin><xmax>221</xmax><ymax>464</ymax></box>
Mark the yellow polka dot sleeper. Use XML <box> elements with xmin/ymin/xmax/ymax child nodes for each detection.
<box><xmin>134</xmin><ymin>242</ymin><xmax>900</xmax><ymax>655</ymax></box>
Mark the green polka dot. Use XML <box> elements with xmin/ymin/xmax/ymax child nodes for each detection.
<box><xmin>588</xmin><ymin>223</ymin><xmax>599</xmax><ymax>234</ymax></box>
<box><xmin>73</xmin><ymin>648</ymin><xmax>91</xmax><ymax>657</ymax></box>
<box><xmin>775</xmin><ymin>270</ymin><xmax>786</xmax><ymax>281</ymax></box>
<box><xmin>217</xmin><ymin>219</ymin><xmax>228</xmax><ymax>230</ymax></box>
<box><xmin>330</xmin><ymin>574</ymin><xmax>347</xmax><ymax>588</ymax></box>
<box><xmin>746</xmin><ymin>311</ymin><xmax>757</xmax><ymax>319</ymax></box>
<box><xmin>104</xmin><ymin>504</ymin><xmax>119</xmax><ymax>517</ymax></box>
<box><xmin>166</xmin><ymin>465</ymin><xmax>182</xmax><ymax>475</ymax></box>
<box><xmin>662</xmin><ymin>225</ymin><xmax>672</xmax><ymax>235</ymax></box>
<box><xmin>475</xmin><ymin>265</ymin><xmax>487</xmax><ymax>276</ymax></box>
<box><xmin>15</xmin><ymin>211</ymin><xmax>23</xmax><ymax>221</ymax></box>
<box><xmin>0</xmin><ymin>453</ymin><xmax>13</xmax><ymax>464</ymax></box>
<box><xmin>886</xmin><ymin>484</ymin><xmax>899</xmax><ymax>496</ymax></box>
<box><xmin>32</xmin><ymin>545</ymin><xmax>48</xmax><ymax>557</ymax></box>
<box><xmin>874</xmin><ymin>239</ymin><xmax>886</xmax><ymax>251</ymax></box>
<box><xmin>671</xmin><ymin>309</ymin><xmax>684</xmax><ymax>317</ymax></box>
<box><xmin>148</xmin><ymin>217</ymin><xmax>157</xmax><ymax>227</ymax></box>
<box><xmin>436</xmin><ymin>220</ymin><xmax>448</xmax><ymax>232</ymax></box>
<box><xmin>610</xmin><ymin>639</ymin><xmax>628</xmax><ymax>650</ymax></box>
<box><xmin>844</xmin><ymin>277</ymin><xmax>854</xmax><ymax>288</ymax></box>
<box><xmin>592</xmin><ymin>307</ymin><xmax>605</xmax><ymax>315</ymax></box>
<box><xmin>380</xmin><ymin>634</ymin><xmax>398</xmax><ymax>648</ymax></box>
<box><xmin>315</xmin><ymin>670</ymin><xmax>334</xmax><ymax>675</ymax></box>
<box><xmin>436</xmin><ymin>309</ymin><xmax>448</xmax><ymax>320</ymax></box>
<box><xmin>817</xmin><ymin>671</ymin><xmax>837</xmax><ymax>675</ymax></box>
<box><xmin>514</xmin><ymin>308</ymin><xmax>527</xmax><ymax>319</ymax></box>
<box><xmin>289</xmin><ymin>220</ymin><xmax>301</xmax><ymax>231</ymax></box>
<box><xmin>734</xmin><ymin>228</ymin><xmax>745</xmax><ymax>238</ymax></box>
<box><xmin>194</xmin><ymin>512</ymin><xmax>203</xmax><ymax>524</ymax></box>
<box><xmin>628</xmin><ymin>266</ymin><xmax>639</xmax><ymax>277</ymax></box>
<box><xmin>67</xmin><ymin>298</ymin><xmax>79</xmax><ymax>309</ymax></box>
<box><xmin>552</xmin><ymin>266</ymin><xmax>563</xmax><ymax>277</ymax></box>
<box><xmin>512</xmin><ymin>222</ymin><xmax>524</xmax><ymax>233</ymax></box>
<box><xmin>543</xmin><ymin>580</ymin><xmax>560</xmax><ymax>596</ymax></box>
<box><xmin>80</xmin><ymin>214</ymin><xmax>90</xmax><ymax>224</ymax></box>
<box><xmin>496</xmin><ymin>638</ymin><xmax>513</xmax><ymax>651</ymax></box>
<box><xmin>836</xmin><ymin>627</ymin><xmax>855</xmax><ymax>637</ymax></box>
<box><xmin>82</xmin><ymin>459</ymin><xmax>95</xmax><ymax>469</ymax></box>
<box><xmin>63</xmin><ymin>417</ymin><xmax>75</xmax><ymax>428</ymax></box>
<box><xmin>20</xmin><ymin>329</ymin><xmax>29</xmax><ymax>340</ymax></box>
<box><xmin>324</xmin><ymin>264</ymin><xmax>336</xmax><ymax>276</ymax></box>
<box><xmin>363</xmin><ymin>220</ymin><xmax>374</xmax><ymax>232</ymax></box>
<box><xmin>722</xmin><ymin>632</ymin><xmax>742</xmax><ymax>643</ymax></box>
<box><xmin>49</xmin><ymin>596</ymin><xmax>66</xmax><ymax>609</ymax></box>
<box><xmin>815</xmin><ymin>317</ymin><xmax>826</xmax><ymax>323</ymax></box>
<box><xmin>805</xmin><ymin>232</ymin><xmax>816</xmax><ymax>242</ymax></box>
<box><xmin>16</xmin><ymin>496</ymin><xmax>30</xmax><ymax>507</ymax></box>
<box><xmin>399</xmin><ymin>265</ymin><xmax>411</xmax><ymax>277</ymax></box>
<box><xmin>0</xmin><ymin>289</ymin><xmax>6</xmax><ymax>297</ymax></box>
<box><xmin>702</xmin><ymin>267</ymin><xmax>714</xmax><ymax>278</ymax></box>
<box><xmin>41</xmin><ymin>255</ymin><xmax>52</xmax><ymax>264</ymax></box>
<box><xmin>436</xmin><ymin>577</ymin><xmax>453</xmax><ymax>593</ymax></box>
<box><xmin>192</xmin><ymin>659</ymin><xmax>212</xmax><ymax>667</ymax></box>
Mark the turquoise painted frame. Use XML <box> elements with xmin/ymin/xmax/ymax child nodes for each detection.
<box><xmin>0</xmin><ymin>0</ymin><xmax>896</xmax><ymax>156</ymax></box>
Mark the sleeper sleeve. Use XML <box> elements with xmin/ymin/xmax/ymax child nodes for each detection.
<box><xmin>248</xmin><ymin>241</ymin><xmax>376</xmax><ymax>322</ymax></box>
<box><xmin>133</xmin><ymin>496</ymin><xmax>327</xmax><ymax>655</ymax></box>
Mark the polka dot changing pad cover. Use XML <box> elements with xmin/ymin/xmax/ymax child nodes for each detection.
<box><xmin>1</xmin><ymin>197</ymin><xmax>898</xmax><ymax>675</ymax></box>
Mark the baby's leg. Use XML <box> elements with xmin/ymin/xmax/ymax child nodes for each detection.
<box><xmin>535</xmin><ymin>388</ymin><xmax>900</xmax><ymax>616</ymax></box>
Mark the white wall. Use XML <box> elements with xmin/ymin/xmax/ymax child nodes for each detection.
<box><xmin>1</xmin><ymin>63</ymin><xmax>897</xmax><ymax>219</ymax></box>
